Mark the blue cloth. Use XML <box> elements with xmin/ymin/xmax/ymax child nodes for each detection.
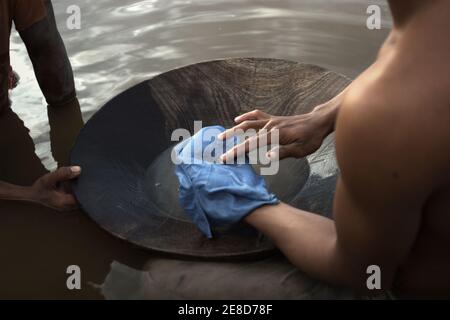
<box><xmin>174</xmin><ymin>126</ymin><xmax>279</xmax><ymax>238</ymax></box>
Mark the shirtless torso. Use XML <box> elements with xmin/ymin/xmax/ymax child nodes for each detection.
<box><xmin>233</xmin><ymin>0</ymin><xmax>450</xmax><ymax>298</ymax></box>
<box><xmin>346</xmin><ymin>2</ymin><xmax>450</xmax><ymax>296</ymax></box>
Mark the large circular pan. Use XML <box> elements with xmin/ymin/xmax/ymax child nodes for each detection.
<box><xmin>70</xmin><ymin>58</ymin><xmax>351</xmax><ymax>259</ymax></box>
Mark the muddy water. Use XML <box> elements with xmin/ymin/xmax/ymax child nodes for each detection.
<box><xmin>2</xmin><ymin>0</ymin><xmax>391</xmax><ymax>298</ymax></box>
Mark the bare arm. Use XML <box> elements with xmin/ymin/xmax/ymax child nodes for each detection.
<box><xmin>245</xmin><ymin>203</ymin><xmax>352</xmax><ymax>286</ymax></box>
<box><xmin>218</xmin><ymin>87</ymin><xmax>348</xmax><ymax>162</ymax></box>
<box><xmin>245</xmin><ymin>90</ymin><xmax>435</xmax><ymax>291</ymax></box>
<box><xmin>18</xmin><ymin>0</ymin><xmax>76</xmax><ymax>107</ymax></box>
<box><xmin>0</xmin><ymin>167</ymin><xmax>81</xmax><ymax>211</ymax></box>
<box><xmin>0</xmin><ymin>181</ymin><xmax>33</xmax><ymax>202</ymax></box>
<box><xmin>219</xmin><ymin>29</ymin><xmax>398</xmax><ymax>162</ymax></box>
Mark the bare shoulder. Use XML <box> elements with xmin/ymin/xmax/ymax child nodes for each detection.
<box><xmin>335</xmin><ymin>59</ymin><xmax>450</xmax><ymax>204</ymax></box>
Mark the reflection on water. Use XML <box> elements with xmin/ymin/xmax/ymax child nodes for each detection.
<box><xmin>9</xmin><ymin>0</ymin><xmax>390</xmax><ymax>170</ymax></box>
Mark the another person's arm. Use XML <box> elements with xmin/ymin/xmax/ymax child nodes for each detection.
<box><xmin>0</xmin><ymin>166</ymin><xmax>81</xmax><ymax>211</ymax></box>
<box><xmin>2</xmin><ymin>1</ymin><xmax>82</xmax><ymax>211</ymax></box>
<box><xmin>17</xmin><ymin>0</ymin><xmax>76</xmax><ymax>107</ymax></box>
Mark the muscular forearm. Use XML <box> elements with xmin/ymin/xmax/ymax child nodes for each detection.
<box><xmin>245</xmin><ymin>203</ymin><xmax>362</xmax><ymax>290</ymax></box>
<box><xmin>311</xmin><ymin>85</ymin><xmax>350</xmax><ymax>135</ymax></box>
<box><xmin>0</xmin><ymin>181</ymin><xmax>34</xmax><ymax>202</ymax></box>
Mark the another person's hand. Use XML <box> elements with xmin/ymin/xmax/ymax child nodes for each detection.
<box><xmin>218</xmin><ymin>106</ymin><xmax>337</xmax><ymax>162</ymax></box>
<box><xmin>8</xmin><ymin>66</ymin><xmax>20</xmax><ymax>90</ymax></box>
<box><xmin>30</xmin><ymin>166</ymin><xmax>81</xmax><ymax>211</ymax></box>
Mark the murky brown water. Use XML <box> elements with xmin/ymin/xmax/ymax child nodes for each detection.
<box><xmin>3</xmin><ymin>0</ymin><xmax>391</xmax><ymax>298</ymax></box>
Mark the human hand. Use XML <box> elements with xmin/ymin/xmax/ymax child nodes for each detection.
<box><xmin>30</xmin><ymin>166</ymin><xmax>81</xmax><ymax>211</ymax></box>
<box><xmin>8</xmin><ymin>66</ymin><xmax>20</xmax><ymax>90</ymax></box>
<box><xmin>174</xmin><ymin>126</ymin><xmax>278</xmax><ymax>238</ymax></box>
<box><xmin>218</xmin><ymin>107</ymin><xmax>336</xmax><ymax>162</ymax></box>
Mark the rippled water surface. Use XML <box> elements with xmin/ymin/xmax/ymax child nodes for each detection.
<box><xmin>9</xmin><ymin>0</ymin><xmax>391</xmax><ymax>169</ymax></box>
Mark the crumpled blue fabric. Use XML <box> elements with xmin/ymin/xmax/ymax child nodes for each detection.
<box><xmin>173</xmin><ymin>125</ymin><xmax>279</xmax><ymax>238</ymax></box>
